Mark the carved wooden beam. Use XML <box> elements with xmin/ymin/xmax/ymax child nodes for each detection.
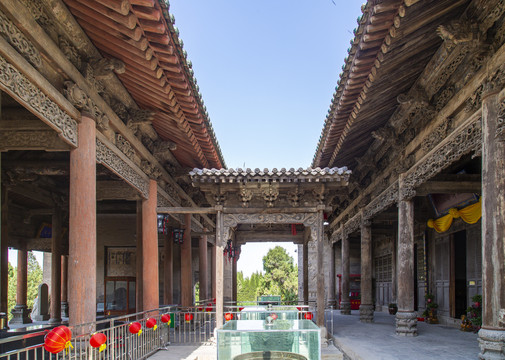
<box><xmin>96</xmin><ymin>180</ymin><xmax>140</xmax><ymax>201</ymax></box>
<box><xmin>236</xmin><ymin>231</ymin><xmax>304</xmax><ymax>245</ymax></box>
<box><xmin>416</xmin><ymin>180</ymin><xmax>481</xmax><ymax>196</ymax></box>
<box><xmin>157</xmin><ymin>206</ymin><xmax>216</xmax><ymax>214</ymax></box>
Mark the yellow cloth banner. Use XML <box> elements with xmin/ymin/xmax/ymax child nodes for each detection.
<box><xmin>427</xmin><ymin>197</ymin><xmax>481</xmax><ymax>233</ymax></box>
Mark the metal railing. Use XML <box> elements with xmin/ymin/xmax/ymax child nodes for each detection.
<box><xmin>0</xmin><ymin>304</ymin><xmax>330</xmax><ymax>360</ymax></box>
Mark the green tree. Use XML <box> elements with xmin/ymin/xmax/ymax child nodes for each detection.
<box><xmin>7</xmin><ymin>263</ymin><xmax>16</xmax><ymax>320</ymax></box>
<box><xmin>27</xmin><ymin>251</ymin><xmax>43</xmax><ymax>310</ymax></box>
<box><xmin>237</xmin><ymin>271</ymin><xmax>263</xmax><ymax>303</ymax></box>
<box><xmin>256</xmin><ymin>246</ymin><xmax>298</xmax><ymax>304</ymax></box>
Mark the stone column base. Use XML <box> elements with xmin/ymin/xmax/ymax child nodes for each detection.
<box><xmin>359</xmin><ymin>304</ymin><xmax>374</xmax><ymax>323</ymax></box>
<box><xmin>478</xmin><ymin>328</ymin><xmax>505</xmax><ymax>359</ymax></box>
<box><xmin>61</xmin><ymin>301</ymin><xmax>69</xmax><ymax>318</ymax></box>
<box><xmin>340</xmin><ymin>301</ymin><xmax>351</xmax><ymax>315</ymax></box>
<box><xmin>395</xmin><ymin>311</ymin><xmax>417</xmax><ymax>336</ymax></box>
<box><xmin>10</xmin><ymin>305</ymin><xmax>32</xmax><ymax>324</ymax></box>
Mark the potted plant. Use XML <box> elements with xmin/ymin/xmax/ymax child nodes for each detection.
<box><xmin>423</xmin><ymin>294</ymin><xmax>438</xmax><ymax>324</ymax></box>
<box><xmin>388</xmin><ymin>303</ymin><xmax>398</xmax><ymax>315</ymax></box>
<box><xmin>464</xmin><ymin>294</ymin><xmax>482</xmax><ymax>332</ymax></box>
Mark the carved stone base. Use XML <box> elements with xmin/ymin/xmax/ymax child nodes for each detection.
<box><xmin>48</xmin><ymin>316</ymin><xmax>62</xmax><ymax>325</ymax></box>
<box><xmin>340</xmin><ymin>301</ymin><xmax>351</xmax><ymax>315</ymax></box>
<box><xmin>478</xmin><ymin>328</ymin><xmax>505</xmax><ymax>359</ymax></box>
<box><xmin>395</xmin><ymin>311</ymin><xmax>418</xmax><ymax>336</ymax></box>
<box><xmin>10</xmin><ymin>305</ymin><xmax>32</xmax><ymax>324</ymax></box>
<box><xmin>61</xmin><ymin>301</ymin><xmax>69</xmax><ymax>318</ymax></box>
<box><xmin>359</xmin><ymin>304</ymin><xmax>374</xmax><ymax>323</ymax></box>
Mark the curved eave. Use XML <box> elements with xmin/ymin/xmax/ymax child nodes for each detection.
<box><xmin>64</xmin><ymin>0</ymin><xmax>225</xmax><ymax>169</ymax></box>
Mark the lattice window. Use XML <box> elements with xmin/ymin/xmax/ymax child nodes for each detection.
<box><xmin>374</xmin><ymin>254</ymin><xmax>392</xmax><ymax>282</ymax></box>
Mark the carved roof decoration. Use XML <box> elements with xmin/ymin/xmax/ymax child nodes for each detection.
<box><xmin>190</xmin><ymin>167</ymin><xmax>351</xmax><ymax>183</ymax></box>
<box><xmin>312</xmin><ymin>0</ymin><xmax>471</xmax><ymax>169</ymax></box>
<box><xmin>63</xmin><ymin>0</ymin><xmax>225</xmax><ymax>169</ymax></box>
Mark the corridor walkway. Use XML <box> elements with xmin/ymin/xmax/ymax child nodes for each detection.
<box><xmin>329</xmin><ymin>310</ymin><xmax>479</xmax><ymax>359</ymax></box>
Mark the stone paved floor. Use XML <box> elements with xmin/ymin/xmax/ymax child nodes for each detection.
<box><xmin>328</xmin><ymin>310</ymin><xmax>479</xmax><ymax>360</ymax></box>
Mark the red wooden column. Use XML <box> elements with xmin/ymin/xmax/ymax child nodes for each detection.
<box><xmin>0</xmin><ymin>183</ymin><xmax>8</xmax><ymax>317</ymax></box>
<box><xmin>69</xmin><ymin>114</ymin><xmax>96</xmax><ymax>327</ymax></box>
<box><xmin>49</xmin><ymin>209</ymin><xmax>62</xmax><ymax>324</ymax></box>
<box><xmin>10</xmin><ymin>245</ymin><xmax>31</xmax><ymax>324</ymax></box>
<box><xmin>61</xmin><ymin>255</ymin><xmax>68</xmax><ymax>317</ymax></box>
<box><xmin>211</xmin><ymin>244</ymin><xmax>216</xmax><ymax>300</ymax></box>
<box><xmin>136</xmin><ymin>200</ymin><xmax>143</xmax><ymax>312</ymax></box>
<box><xmin>199</xmin><ymin>232</ymin><xmax>208</xmax><ymax>301</ymax></box>
<box><xmin>479</xmin><ymin>86</ymin><xmax>505</xmax><ymax>357</ymax></box>
<box><xmin>340</xmin><ymin>223</ymin><xmax>351</xmax><ymax>315</ymax></box>
<box><xmin>142</xmin><ymin>180</ymin><xmax>159</xmax><ymax>311</ymax></box>
<box><xmin>164</xmin><ymin>227</ymin><xmax>173</xmax><ymax>305</ymax></box>
<box><xmin>181</xmin><ymin>214</ymin><xmax>192</xmax><ymax>307</ymax></box>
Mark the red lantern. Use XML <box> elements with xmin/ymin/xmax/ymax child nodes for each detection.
<box><xmin>44</xmin><ymin>325</ymin><xmax>73</xmax><ymax>354</ymax></box>
<box><xmin>296</xmin><ymin>306</ymin><xmax>303</xmax><ymax>311</ymax></box>
<box><xmin>90</xmin><ymin>332</ymin><xmax>107</xmax><ymax>353</ymax></box>
<box><xmin>206</xmin><ymin>306</ymin><xmax>213</xmax><ymax>312</ymax></box>
<box><xmin>239</xmin><ymin>307</ymin><xmax>244</xmax><ymax>311</ymax></box>
<box><xmin>213</xmin><ymin>298</ymin><xmax>216</xmax><ymax>304</ymax></box>
<box><xmin>304</xmin><ymin>312</ymin><xmax>313</xmax><ymax>320</ymax></box>
<box><xmin>184</xmin><ymin>313</ymin><xmax>194</xmax><ymax>323</ymax></box>
<box><xmin>270</xmin><ymin>313</ymin><xmax>278</xmax><ymax>320</ymax></box>
<box><xmin>161</xmin><ymin>314</ymin><xmax>171</xmax><ymax>326</ymax></box>
<box><xmin>146</xmin><ymin>318</ymin><xmax>157</xmax><ymax>331</ymax></box>
<box><xmin>129</xmin><ymin>322</ymin><xmax>142</xmax><ymax>336</ymax></box>
<box><xmin>198</xmin><ymin>306</ymin><xmax>204</xmax><ymax>312</ymax></box>
<box><xmin>224</xmin><ymin>313</ymin><xmax>233</xmax><ymax>321</ymax></box>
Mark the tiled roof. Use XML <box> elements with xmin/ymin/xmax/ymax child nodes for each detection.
<box><xmin>190</xmin><ymin>167</ymin><xmax>351</xmax><ymax>183</ymax></box>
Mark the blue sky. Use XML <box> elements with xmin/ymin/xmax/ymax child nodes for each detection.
<box><xmin>170</xmin><ymin>0</ymin><xmax>364</xmax><ymax>277</ymax></box>
<box><xmin>170</xmin><ymin>0</ymin><xmax>364</xmax><ymax>170</ymax></box>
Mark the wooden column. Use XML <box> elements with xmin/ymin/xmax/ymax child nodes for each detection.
<box><xmin>341</xmin><ymin>224</ymin><xmax>351</xmax><ymax>315</ymax></box>
<box><xmin>211</xmin><ymin>243</ymin><xmax>216</xmax><ymax>300</ymax></box>
<box><xmin>396</xmin><ymin>182</ymin><xmax>417</xmax><ymax>336</ymax></box>
<box><xmin>359</xmin><ymin>218</ymin><xmax>373</xmax><ymax>323</ymax></box>
<box><xmin>136</xmin><ymin>200</ymin><xmax>143</xmax><ymax>312</ymax></box>
<box><xmin>0</xmin><ymin>181</ymin><xmax>8</xmax><ymax>316</ymax></box>
<box><xmin>216</xmin><ymin>209</ymin><xmax>224</xmax><ymax>328</ymax></box>
<box><xmin>10</xmin><ymin>245</ymin><xmax>31</xmax><ymax>324</ymax></box>
<box><xmin>181</xmin><ymin>214</ymin><xmax>192</xmax><ymax>307</ymax></box>
<box><xmin>232</xmin><ymin>252</ymin><xmax>237</xmax><ymax>303</ymax></box>
<box><xmin>61</xmin><ymin>255</ymin><xmax>68</xmax><ymax>318</ymax></box>
<box><xmin>199</xmin><ymin>232</ymin><xmax>208</xmax><ymax>301</ymax></box>
<box><xmin>478</xmin><ymin>86</ymin><xmax>505</xmax><ymax>358</ymax></box>
<box><xmin>303</xmin><ymin>229</ymin><xmax>309</xmax><ymax>305</ymax></box>
<box><xmin>164</xmin><ymin>228</ymin><xmax>173</xmax><ymax>305</ymax></box>
<box><xmin>316</xmin><ymin>207</ymin><xmax>325</xmax><ymax>327</ymax></box>
<box><xmin>69</xmin><ymin>114</ymin><xmax>96</xmax><ymax>327</ymax></box>
<box><xmin>328</xmin><ymin>242</ymin><xmax>335</xmax><ymax>307</ymax></box>
<box><xmin>391</xmin><ymin>224</ymin><xmax>397</xmax><ymax>305</ymax></box>
<box><xmin>142</xmin><ymin>180</ymin><xmax>159</xmax><ymax>311</ymax></box>
<box><xmin>49</xmin><ymin>209</ymin><xmax>62</xmax><ymax>324</ymax></box>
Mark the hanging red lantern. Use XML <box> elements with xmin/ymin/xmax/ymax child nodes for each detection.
<box><xmin>304</xmin><ymin>312</ymin><xmax>313</xmax><ymax>320</ymax></box>
<box><xmin>239</xmin><ymin>307</ymin><xmax>244</xmax><ymax>311</ymax></box>
<box><xmin>270</xmin><ymin>313</ymin><xmax>278</xmax><ymax>320</ymax></box>
<box><xmin>296</xmin><ymin>306</ymin><xmax>303</xmax><ymax>312</ymax></box>
<box><xmin>129</xmin><ymin>322</ymin><xmax>142</xmax><ymax>336</ymax></box>
<box><xmin>224</xmin><ymin>313</ymin><xmax>233</xmax><ymax>321</ymax></box>
<box><xmin>146</xmin><ymin>318</ymin><xmax>157</xmax><ymax>331</ymax></box>
<box><xmin>184</xmin><ymin>313</ymin><xmax>194</xmax><ymax>323</ymax></box>
<box><xmin>161</xmin><ymin>314</ymin><xmax>171</xmax><ymax>326</ymax></box>
<box><xmin>44</xmin><ymin>325</ymin><xmax>73</xmax><ymax>354</ymax></box>
<box><xmin>198</xmin><ymin>306</ymin><xmax>204</xmax><ymax>312</ymax></box>
<box><xmin>213</xmin><ymin>298</ymin><xmax>216</xmax><ymax>304</ymax></box>
<box><xmin>206</xmin><ymin>306</ymin><xmax>213</xmax><ymax>312</ymax></box>
<box><xmin>90</xmin><ymin>332</ymin><xmax>107</xmax><ymax>353</ymax></box>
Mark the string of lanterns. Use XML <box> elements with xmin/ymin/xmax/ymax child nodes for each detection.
<box><xmin>223</xmin><ymin>239</ymin><xmax>241</xmax><ymax>262</ymax></box>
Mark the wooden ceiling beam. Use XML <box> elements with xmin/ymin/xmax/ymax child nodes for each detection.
<box><xmin>416</xmin><ymin>181</ymin><xmax>481</xmax><ymax>196</ymax></box>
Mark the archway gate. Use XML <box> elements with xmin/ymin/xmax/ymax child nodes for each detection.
<box><xmin>158</xmin><ymin>167</ymin><xmax>350</xmax><ymax>328</ymax></box>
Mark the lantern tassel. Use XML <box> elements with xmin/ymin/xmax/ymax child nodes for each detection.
<box><xmin>65</xmin><ymin>341</ymin><xmax>74</xmax><ymax>354</ymax></box>
<box><xmin>99</xmin><ymin>344</ymin><xmax>107</xmax><ymax>353</ymax></box>
<box><xmin>138</xmin><ymin>329</ymin><xmax>142</xmax><ymax>336</ymax></box>
<box><xmin>153</xmin><ymin>324</ymin><xmax>157</xmax><ymax>331</ymax></box>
